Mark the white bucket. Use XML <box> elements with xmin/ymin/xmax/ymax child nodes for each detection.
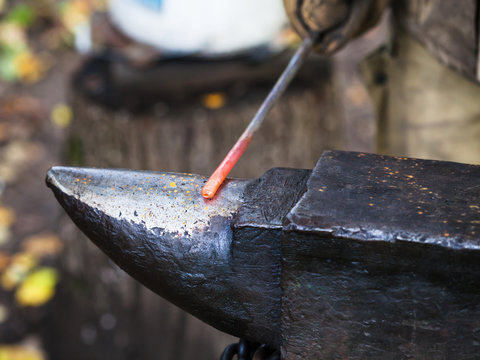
<box><xmin>108</xmin><ymin>0</ymin><xmax>289</xmax><ymax>56</ymax></box>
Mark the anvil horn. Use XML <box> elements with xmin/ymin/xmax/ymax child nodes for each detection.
<box><xmin>46</xmin><ymin>166</ymin><xmax>283</xmax><ymax>346</ymax></box>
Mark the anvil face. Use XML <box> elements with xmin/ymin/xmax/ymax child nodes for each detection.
<box><xmin>47</xmin><ymin>167</ymin><xmax>246</xmax><ymax>249</ymax></box>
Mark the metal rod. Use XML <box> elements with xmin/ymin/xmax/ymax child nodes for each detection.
<box><xmin>201</xmin><ymin>35</ymin><xmax>315</xmax><ymax>199</ymax></box>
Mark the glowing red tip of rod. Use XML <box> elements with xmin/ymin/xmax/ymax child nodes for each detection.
<box><xmin>201</xmin><ymin>136</ymin><xmax>252</xmax><ymax>199</ymax></box>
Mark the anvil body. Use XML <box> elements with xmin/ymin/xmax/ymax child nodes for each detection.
<box><xmin>47</xmin><ymin>151</ymin><xmax>480</xmax><ymax>359</ymax></box>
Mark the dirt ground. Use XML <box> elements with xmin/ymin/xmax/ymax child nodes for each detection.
<box><xmin>0</xmin><ymin>52</ymin><xmax>83</xmax><ymax>355</ymax></box>
<box><xmin>0</xmin><ymin>1</ymin><xmax>86</xmax><ymax>356</ymax></box>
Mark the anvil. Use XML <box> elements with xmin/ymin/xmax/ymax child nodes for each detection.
<box><xmin>46</xmin><ymin>150</ymin><xmax>480</xmax><ymax>359</ymax></box>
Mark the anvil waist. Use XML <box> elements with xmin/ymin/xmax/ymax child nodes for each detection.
<box><xmin>46</xmin><ymin>150</ymin><xmax>480</xmax><ymax>359</ymax></box>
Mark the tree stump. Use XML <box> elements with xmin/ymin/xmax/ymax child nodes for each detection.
<box><xmin>48</xmin><ymin>54</ymin><xmax>345</xmax><ymax>360</ymax></box>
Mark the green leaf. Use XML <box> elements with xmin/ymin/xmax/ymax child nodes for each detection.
<box><xmin>0</xmin><ymin>51</ymin><xmax>18</xmax><ymax>82</ymax></box>
<box><xmin>6</xmin><ymin>4</ymin><xmax>36</xmax><ymax>27</ymax></box>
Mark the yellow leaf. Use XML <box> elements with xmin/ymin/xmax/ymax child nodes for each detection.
<box><xmin>202</xmin><ymin>93</ymin><xmax>226</xmax><ymax>110</ymax></box>
<box><xmin>22</xmin><ymin>233</ymin><xmax>63</xmax><ymax>258</ymax></box>
<box><xmin>0</xmin><ymin>206</ymin><xmax>15</xmax><ymax>228</ymax></box>
<box><xmin>50</xmin><ymin>104</ymin><xmax>72</xmax><ymax>128</ymax></box>
<box><xmin>13</xmin><ymin>51</ymin><xmax>46</xmax><ymax>84</ymax></box>
<box><xmin>0</xmin><ymin>252</ymin><xmax>10</xmax><ymax>272</ymax></box>
<box><xmin>0</xmin><ymin>345</ymin><xmax>44</xmax><ymax>360</ymax></box>
<box><xmin>1</xmin><ymin>253</ymin><xmax>37</xmax><ymax>290</ymax></box>
<box><xmin>15</xmin><ymin>268</ymin><xmax>58</xmax><ymax>307</ymax></box>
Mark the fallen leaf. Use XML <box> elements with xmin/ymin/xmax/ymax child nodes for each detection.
<box><xmin>15</xmin><ymin>267</ymin><xmax>58</xmax><ymax>307</ymax></box>
<box><xmin>22</xmin><ymin>233</ymin><xmax>63</xmax><ymax>258</ymax></box>
<box><xmin>0</xmin><ymin>206</ymin><xmax>15</xmax><ymax>245</ymax></box>
<box><xmin>14</xmin><ymin>51</ymin><xmax>46</xmax><ymax>83</ymax></box>
<box><xmin>0</xmin><ymin>345</ymin><xmax>44</xmax><ymax>360</ymax></box>
<box><xmin>0</xmin><ymin>227</ymin><xmax>10</xmax><ymax>246</ymax></box>
<box><xmin>0</xmin><ymin>95</ymin><xmax>42</xmax><ymax>118</ymax></box>
<box><xmin>1</xmin><ymin>266</ymin><xmax>23</xmax><ymax>291</ymax></box>
<box><xmin>50</xmin><ymin>103</ymin><xmax>72</xmax><ymax>128</ymax></box>
<box><xmin>0</xmin><ymin>123</ymin><xmax>8</xmax><ymax>142</ymax></box>
<box><xmin>0</xmin><ymin>49</ymin><xmax>20</xmax><ymax>82</ymax></box>
<box><xmin>0</xmin><ymin>252</ymin><xmax>10</xmax><ymax>271</ymax></box>
<box><xmin>0</xmin><ymin>304</ymin><xmax>7</xmax><ymax>324</ymax></box>
<box><xmin>11</xmin><ymin>252</ymin><xmax>37</xmax><ymax>270</ymax></box>
<box><xmin>6</xmin><ymin>4</ymin><xmax>36</xmax><ymax>27</ymax></box>
<box><xmin>202</xmin><ymin>93</ymin><xmax>226</xmax><ymax>110</ymax></box>
<box><xmin>0</xmin><ymin>205</ymin><xmax>15</xmax><ymax>228</ymax></box>
<box><xmin>3</xmin><ymin>141</ymin><xmax>44</xmax><ymax>165</ymax></box>
<box><xmin>0</xmin><ymin>164</ymin><xmax>16</xmax><ymax>183</ymax></box>
<box><xmin>1</xmin><ymin>252</ymin><xmax>37</xmax><ymax>290</ymax></box>
<box><xmin>0</xmin><ymin>23</ymin><xmax>27</xmax><ymax>47</ymax></box>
